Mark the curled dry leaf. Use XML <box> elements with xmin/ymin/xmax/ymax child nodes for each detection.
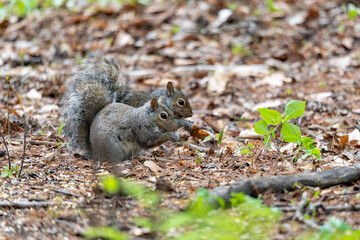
<box><xmin>143</xmin><ymin>160</ymin><xmax>164</xmax><ymax>173</ymax></box>
<box><xmin>339</xmin><ymin>135</ymin><xmax>349</xmax><ymax>148</ymax></box>
<box><xmin>190</xmin><ymin>125</ymin><xmax>211</xmax><ymax>140</ymax></box>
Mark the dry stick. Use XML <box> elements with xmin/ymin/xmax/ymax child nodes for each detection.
<box><xmin>18</xmin><ymin>116</ymin><xmax>28</xmax><ymax>178</ymax></box>
<box><xmin>0</xmin><ymin>200</ymin><xmax>55</xmax><ymax>208</ymax></box>
<box><xmin>210</xmin><ymin>163</ymin><xmax>360</xmax><ymax>205</ymax></box>
<box><xmin>6</xmin><ymin>77</ymin><xmax>10</xmax><ymax>136</ymax></box>
<box><xmin>0</xmin><ymin>127</ymin><xmax>11</xmax><ymax>169</ymax></box>
<box><xmin>276</xmin><ymin>203</ymin><xmax>360</xmax><ymax>212</ymax></box>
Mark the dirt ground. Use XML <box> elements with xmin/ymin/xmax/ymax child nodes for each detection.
<box><xmin>0</xmin><ymin>0</ymin><xmax>360</xmax><ymax>239</ymax></box>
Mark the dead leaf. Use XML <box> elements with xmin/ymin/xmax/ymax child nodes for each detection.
<box><xmin>190</xmin><ymin>126</ymin><xmax>211</xmax><ymax>140</ymax></box>
<box><xmin>339</xmin><ymin>135</ymin><xmax>349</xmax><ymax>148</ymax></box>
<box><xmin>261</xmin><ymin>72</ymin><xmax>292</xmax><ymax>87</ymax></box>
<box><xmin>144</xmin><ymin>160</ymin><xmax>163</xmax><ymax>173</ymax></box>
<box><xmin>207</xmin><ymin>65</ymin><xmax>229</xmax><ymax>93</ymax></box>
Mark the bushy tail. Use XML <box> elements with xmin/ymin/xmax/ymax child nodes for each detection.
<box><xmin>61</xmin><ymin>56</ymin><xmax>131</xmax><ymax>154</ymax></box>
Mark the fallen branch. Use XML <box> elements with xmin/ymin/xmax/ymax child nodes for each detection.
<box><xmin>0</xmin><ymin>200</ymin><xmax>77</xmax><ymax>208</ymax></box>
<box><xmin>275</xmin><ymin>203</ymin><xmax>360</xmax><ymax>212</ymax></box>
<box><xmin>0</xmin><ymin>200</ymin><xmax>55</xmax><ymax>208</ymax></box>
<box><xmin>210</xmin><ymin>163</ymin><xmax>360</xmax><ymax>204</ymax></box>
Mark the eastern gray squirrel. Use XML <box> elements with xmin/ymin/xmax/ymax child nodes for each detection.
<box><xmin>61</xmin><ymin>56</ymin><xmax>193</xmax><ymax>161</ymax></box>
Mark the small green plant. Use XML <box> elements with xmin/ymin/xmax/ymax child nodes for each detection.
<box><xmin>348</xmin><ymin>3</ymin><xmax>360</xmax><ymax>20</ymax></box>
<box><xmin>195</xmin><ymin>149</ymin><xmax>202</xmax><ymax>163</ymax></box>
<box><xmin>1</xmin><ymin>164</ymin><xmax>19</xmax><ymax>178</ymax></box>
<box><xmin>0</xmin><ymin>0</ymin><xmax>151</xmax><ymax>20</ymax></box>
<box><xmin>232</xmin><ymin>43</ymin><xmax>253</xmax><ymax>56</ymax></box>
<box><xmin>201</xmin><ymin>127</ymin><xmax>225</xmax><ymax>145</ymax></box>
<box><xmin>58</xmin><ymin>120</ymin><xmax>64</xmax><ymax>137</ymax></box>
<box><xmin>84</xmin><ymin>227</ymin><xmax>128</xmax><ymax>240</ymax></box>
<box><xmin>238</xmin><ymin>143</ymin><xmax>254</xmax><ymax>155</ymax></box>
<box><xmin>102</xmin><ymin>175</ymin><xmax>121</xmax><ymax>195</ymax></box>
<box><xmin>266</xmin><ymin>0</ymin><xmax>281</xmax><ymax>12</ymax></box>
<box><xmin>287</xmin><ymin>89</ymin><xmax>291</xmax><ymax>96</ymax></box>
<box><xmin>85</xmin><ymin>177</ymin><xmax>281</xmax><ymax>240</ymax></box>
<box><xmin>171</xmin><ymin>25</ymin><xmax>180</xmax><ymax>34</ymax></box>
<box><xmin>254</xmin><ymin>100</ymin><xmax>321</xmax><ymax>162</ymax></box>
<box><xmin>57</xmin><ymin>120</ymin><xmax>67</xmax><ymax>147</ymax></box>
<box><xmin>298</xmin><ymin>217</ymin><xmax>360</xmax><ymax>240</ymax></box>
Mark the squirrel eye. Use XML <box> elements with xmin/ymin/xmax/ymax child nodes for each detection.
<box><xmin>177</xmin><ymin>98</ymin><xmax>185</xmax><ymax>107</ymax></box>
<box><xmin>160</xmin><ymin>112</ymin><xmax>168</xmax><ymax>119</ymax></box>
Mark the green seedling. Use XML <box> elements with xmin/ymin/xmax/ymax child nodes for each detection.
<box><xmin>254</xmin><ymin>99</ymin><xmax>321</xmax><ymax>161</ymax></box>
<box><xmin>348</xmin><ymin>3</ymin><xmax>360</xmax><ymax>20</ymax></box>
<box><xmin>266</xmin><ymin>0</ymin><xmax>281</xmax><ymax>12</ymax></box>
<box><xmin>195</xmin><ymin>149</ymin><xmax>202</xmax><ymax>163</ymax></box>
<box><xmin>85</xmin><ymin>177</ymin><xmax>280</xmax><ymax>240</ymax></box>
<box><xmin>232</xmin><ymin>43</ymin><xmax>253</xmax><ymax>56</ymax></box>
<box><xmin>238</xmin><ymin>143</ymin><xmax>254</xmax><ymax>155</ymax></box>
<box><xmin>201</xmin><ymin>127</ymin><xmax>226</xmax><ymax>145</ymax></box>
<box><xmin>172</xmin><ymin>25</ymin><xmax>180</xmax><ymax>34</ymax></box>
<box><xmin>1</xmin><ymin>164</ymin><xmax>19</xmax><ymax>178</ymax></box>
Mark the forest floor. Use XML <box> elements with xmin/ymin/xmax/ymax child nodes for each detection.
<box><xmin>0</xmin><ymin>0</ymin><xmax>360</xmax><ymax>239</ymax></box>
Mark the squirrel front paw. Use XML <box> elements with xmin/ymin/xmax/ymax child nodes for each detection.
<box><xmin>170</xmin><ymin>132</ymin><xmax>180</xmax><ymax>142</ymax></box>
<box><xmin>176</xmin><ymin>119</ymin><xmax>193</xmax><ymax>132</ymax></box>
<box><xmin>183</xmin><ymin>120</ymin><xmax>193</xmax><ymax>132</ymax></box>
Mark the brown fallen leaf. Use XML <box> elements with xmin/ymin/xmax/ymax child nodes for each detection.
<box><xmin>190</xmin><ymin>126</ymin><xmax>211</xmax><ymax>140</ymax></box>
<box><xmin>339</xmin><ymin>135</ymin><xmax>349</xmax><ymax>148</ymax></box>
<box><xmin>144</xmin><ymin>160</ymin><xmax>163</xmax><ymax>173</ymax></box>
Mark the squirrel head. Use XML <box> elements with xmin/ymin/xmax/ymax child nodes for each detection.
<box><xmin>164</xmin><ymin>81</ymin><xmax>193</xmax><ymax>119</ymax></box>
<box><xmin>148</xmin><ymin>97</ymin><xmax>178</xmax><ymax>132</ymax></box>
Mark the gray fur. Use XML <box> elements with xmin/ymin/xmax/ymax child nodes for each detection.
<box><xmin>61</xmin><ymin>56</ymin><xmax>192</xmax><ymax>159</ymax></box>
<box><xmin>90</xmin><ymin>100</ymin><xmax>179</xmax><ymax>162</ymax></box>
<box><xmin>61</xmin><ymin>56</ymin><xmax>130</xmax><ymax>153</ymax></box>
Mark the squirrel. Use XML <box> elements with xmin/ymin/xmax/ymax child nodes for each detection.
<box><xmin>90</xmin><ymin>96</ymin><xmax>179</xmax><ymax>162</ymax></box>
<box><xmin>61</xmin><ymin>56</ymin><xmax>193</xmax><ymax>161</ymax></box>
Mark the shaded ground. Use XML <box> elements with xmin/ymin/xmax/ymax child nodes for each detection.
<box><xmin>0</xmin><ymin>0</ymin><xmax>360</xmax><ymax>239</ymax></box>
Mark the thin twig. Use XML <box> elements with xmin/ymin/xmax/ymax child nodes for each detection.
<box><xmin>18</xmin><ymin>116</ymin><xmax>28</xmax><ymax>177</ymax></box>
<box><xmin>6</xmin><ymin>77</ymin><xmax>10</xmax><ymax>135</ymax></box>
<box><xmin>219</xmin><ymin>149</ymin><xmax>224</xmax><ymax>163</ymax></box>
<box><xmin>0</xmin><ymin>126</ymin><xmax>11</xmax><ymax>169</ymax></box>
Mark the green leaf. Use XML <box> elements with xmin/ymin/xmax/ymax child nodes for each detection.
<box><xmin>1</xmin><ymin>171</ymin><xmax>9</xmax><ymax>178</ymax></box>
<box><xmin>283</xmin><ymin>100</ymin><xmax>306</xmax><ymax>121</ymax></box>
<box><xmin>58</xmin><ymin>120</ymin><xmax>64</xmax><ymax>137</ymax></box>
<box><xmin>217</xmin><ymin>127</ymin><xmax>224</xmax><ymax>145</ymax></box>
<box><xmin>83</xmin><ymin>226</ymin><xmax>128</xmax><ymax>240</ymax></box>
<box><xmin>102</xmin><ymin>175</ymin><xmax>121</xmax><ymax>195</ymax></box>
<box><xmin>281</xmin><ymin>122</ymin><xmax>301</xmax><ymax>142</ymax></box>
<box><xmin>348</xmin><ymin>3</ymin><xmax>360</xmax><ymax>20</ymax></box>
<box><xmin>311</xmin><ymin>148</ymin><xmax>321</xmax><ymax>160</ymax></box>
<box><xmin>254</xmin><ymin>120</ymin><xmax>268</xmax><ymax>135</ymax></box>
<box><xmin>258</xmin><ymin>108</ymin><xmax>283</xmax><ymax>125</ymax></box>
<box><xmin>201</xmin><ymin>134</ymin><xmax>215</xmax><ymax>143</ymax></box>
<box><xmin>266</xmin><ymin>0</ymin><xmax>280</xmax><ymax>12</ymax></box>
<box><xmin>301</xmin><ymin>136</ymin><xmax>315</xmax><ymax>150</ymax></box>
<box><xmin>172</xmin><ymin>25</ymin><xmax>180</xmax><ymax>34</ymax></box>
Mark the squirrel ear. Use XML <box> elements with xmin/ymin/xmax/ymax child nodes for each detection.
<box><xmin>150</xmin><ymin>98</ymin><xmax>158</xmax><ymax>112</ymax></box>
<box><xmin>166</xmin><ymin>81</ymin><xmax>175</xmax><ymax>97</ymax></box>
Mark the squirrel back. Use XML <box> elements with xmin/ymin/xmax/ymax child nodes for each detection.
<box><xmin>90</xmin><ymin>97</ymin><xmax>179</xmax><ymax>162</ymax></box>
<box><xmin>61</xmin><ymin>56</ymin><xmax>130</xmax><ymax>153</ymax></box>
